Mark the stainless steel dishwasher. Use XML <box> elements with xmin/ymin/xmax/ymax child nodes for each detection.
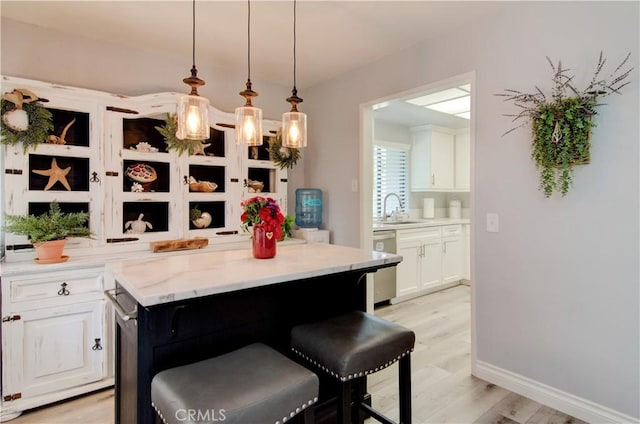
<box><xmin>373</xmin><ymin>230</ymin><xmax>396</xmax><ymax>303</ymax></box>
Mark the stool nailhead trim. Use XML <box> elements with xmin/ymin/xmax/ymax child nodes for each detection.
<box><xmin>154</xmin><ymin>397</ymin><xmax>318</xmax><ymax>424</ymax></box>
<box><xmin>291</xmin><ymin>347</ymin><xmax>414</xmax><ymax>382</ymax></box>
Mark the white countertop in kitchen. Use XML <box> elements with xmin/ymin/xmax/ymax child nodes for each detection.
<box><xmin>373</xmin><ymin>218</ymin><xmax>470</xmax><ymax>231</ymax></box>
<box><xmin>105</xmin><ymin>243</ymin><xmax>402</xmax><ymax>307</ymax></box>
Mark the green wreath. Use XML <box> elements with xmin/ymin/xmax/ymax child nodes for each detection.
<box><xmin>1</xmin><ymin>92</ymin><xmax>53</xmax><ymax>153</ymax></box>
<box><xmin>268</xmin><ymin>131</ymin><xmax>301</xmax><ymax>169</ymax></box>
<box><xmin>155</xmin><ymin>113</ymin><xmax>209</xmax><ymax>156</ymax></box>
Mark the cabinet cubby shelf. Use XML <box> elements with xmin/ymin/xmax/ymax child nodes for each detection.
<box><xmin>2</xmin><ymin>75</ymin><xmax>287</xmax><ymax>261</ymax></box>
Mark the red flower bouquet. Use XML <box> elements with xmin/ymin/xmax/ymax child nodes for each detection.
<box><xmin>241</xmin><ymin>196</ymin><xmax>285</xmax><ymax>258</ymax></box>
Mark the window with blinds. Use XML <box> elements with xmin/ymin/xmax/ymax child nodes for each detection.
<box><xmin>373</xmin><ymin>143</ymin><xmax>409</xmax><ymax>219</ymax></box>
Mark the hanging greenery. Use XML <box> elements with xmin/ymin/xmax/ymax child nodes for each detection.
<box><xmin>155</xmin><ymin>113</ymin><xmax>209</xmax><ymax>156</ymax></box>
<box><xmin>1</xmin><ymin>89</ymin><xmax>53</xmax><ymax>153</ymax></box>
<box><xmin>498</xmin><ymin>52</ymin><xmax>632</xmax><ymax>197</ymax></box>
<box><xmin>268</xmin><ymin>129</ymin><xmax>301</xmax><ymax>169</ymax></box>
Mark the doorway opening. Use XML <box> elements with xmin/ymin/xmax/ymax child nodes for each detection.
<box><xmin>359</xmin><ymin>70</ymin><xmax>476</xmax><ymax>362</ymax></box>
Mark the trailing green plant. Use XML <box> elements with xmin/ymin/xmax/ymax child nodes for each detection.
<box><xmin>1</xmin><ymin>98</ymin><xmax>53</xmax><ymax>153</ymax></box>
<box><xmin>190</xmin><ymin>206</ymin><xmax>203</xmax><ymax>221</ymax></box>
<box><xmin>155</xmin><ymin>113</ymin><xmax>208</xmax><ymax>156</ymax></box>
<box><xmin>498</xmin><ymin>52</ymin><xmax>632</xmax><ymax>196</ymax></box>
<box><xmin>281</xmin><ymin>214</ymin><xmax>295</xmax><ymax>241</ymax></box>
<box><xmin>3</xmin><ymin>201</ymin><xmax>90</xmax><ymax>243</ymax></box>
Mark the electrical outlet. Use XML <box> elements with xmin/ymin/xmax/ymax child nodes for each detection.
<box><xmin>486</xmin><ymin>213</ymin><xmax>499</xmax><ymax>233</ymax></box>
<box><xmin>351</xmin><ymin>179</ymin><xmax>358</xmax><ymax>192</ymax></box>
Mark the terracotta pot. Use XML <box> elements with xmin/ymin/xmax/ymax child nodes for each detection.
<box><xmin>33</xmin><ymin>239</ymin><xmax>67</xmax><ymax>263</ymax></box>
<box><xmin>252</xmin><ymin>225</ymin><xmax>276</xmax><ymax>259</ymax></box>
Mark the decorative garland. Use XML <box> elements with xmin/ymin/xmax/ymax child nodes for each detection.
<box><xmin>1</xmin><ymin>89</ymin><xmax>53</xmax><ymax>153</ymax></box>
<box><xmin>155</xmin><ymin>113</ymin><xmax>209</xmax><ymax>156</ymax></box>
<box><xmin>268</xmin><ymin>130</ymin><xmax>301</xmax><ymax>170</ymax></box>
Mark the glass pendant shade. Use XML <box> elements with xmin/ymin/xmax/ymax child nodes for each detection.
<box><xmin>282</xmin><ymin>110</ymin><xmax>307</xmax><ymax>148</ymax></box>
<box><xmin>235</xmin><ymin>105</ymin><xmax>263</xmax><ymax>146</ymax></box>
<box><xmin>177</xmin><ymin>94</ymin><xmax>210</xmax><ymax>140</ymax></box>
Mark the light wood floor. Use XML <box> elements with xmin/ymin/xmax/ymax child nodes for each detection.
<box><xmin>9</xmin><ymin>285</ymin><xmax>587</xmax><ymax>424</ymax></box>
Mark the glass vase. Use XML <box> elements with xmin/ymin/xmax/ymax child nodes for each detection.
<box><xmin>252</xmin><ymin>225</ymin><xmax>277</xmax><ymax>259</ymax></box>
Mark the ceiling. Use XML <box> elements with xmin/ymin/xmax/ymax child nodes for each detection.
<box><xmin>2</xmin><ymin>1</ymin><xmax>502</xmax><ymax>129</ymax></box>
<box><xmin>1</xmin><ymin>1</ymin><xmax>508</xmax><ymax>89</ymax></box>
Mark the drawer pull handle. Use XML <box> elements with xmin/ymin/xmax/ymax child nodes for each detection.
<box><xmin>57</xmin><ymin>282</ymin><xmax>70</xmax><ymax>296</ymax></box>
<box><xmin>104</xmin><ymin>289</ymin><xmax>137</xmax><ymax>322</ymax></box>
<box><xmin>92</xmin><ymin>338</ymin><xmax>103</xmax><ymax>351</ymax></box>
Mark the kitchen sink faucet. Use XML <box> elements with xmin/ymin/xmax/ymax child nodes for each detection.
<box><xmin>382</xmin><ymin>192</ymin><xmax>404</xmax><ymax>221</ymax></box>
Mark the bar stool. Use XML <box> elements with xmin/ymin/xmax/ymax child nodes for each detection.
<box><xmin>291</xmin><ymin>311</ymin><xmax>415</xmax><ymax>424</ymax></box>
<box><xmin>151</xmin><ymin>343</ymin><xmax>319</xmax><ymax>424</ymax></box>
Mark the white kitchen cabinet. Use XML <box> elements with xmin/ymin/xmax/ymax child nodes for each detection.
<box><xmin>1</xmin><ymin>266</ymin><xmax>112</xmax><ymax>420</ymax></box>
<box><xmin>455</xmin><ymin>129</ymin><xmax>470</xmax><ymax>190</ymax></box>
<box><xmin>410</xmin><ymin>125</ymin><xmax>455</xmax><ymax>191</ymax></box>
<box><xmin>395</xmin><ymin>227</ymin><xmax>443</xmax><ymax>297</ymax></box>
<box><xmin>393</xmin><ymin>223</ymin><xmax>468</xmax><ymax>302</ymax></box>
<box><xmin>441</xmin><ymin>225</ymin><xmax>463</xmax><ymax>283</ymax></box>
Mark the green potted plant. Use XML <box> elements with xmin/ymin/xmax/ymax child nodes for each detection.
<box><xmin>3</xmin><ymin>201</ymin><xmax>91</xmax><ymax>263</ymax></box>
<box><xmin>499</xmin><ymin>52</ymin><xmax>632</xmax><ymax>196</ymax></box>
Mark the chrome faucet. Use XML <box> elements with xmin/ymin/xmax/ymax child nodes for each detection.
<box><xmin>382</xmin><ymin>193</ymin><xmax>404</xmax><ymax>221</ymax></box>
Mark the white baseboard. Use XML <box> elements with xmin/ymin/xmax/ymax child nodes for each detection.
<box><xmin>474</xmin><ymin>360</ymin><xmax>639</xmax><ymax>424</ymax></box>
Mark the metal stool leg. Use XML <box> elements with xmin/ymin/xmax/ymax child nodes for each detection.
<box><xmin>398</xmin><ymin>355</ymin><xmax>412</xmax><ymax>424</ymax></box>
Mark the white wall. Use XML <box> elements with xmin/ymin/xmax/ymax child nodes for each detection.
<box><xmin>0</xmin><ymin>17</ymin><xmax>305</xmax><ymax>212</ymax></box>
<box><xmin>304</xmin><ymin>2</ymin><xmax>639</xmax><ymax>421</ymax></box>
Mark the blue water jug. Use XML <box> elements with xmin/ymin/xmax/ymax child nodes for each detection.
<box><xmin>295</xmin><ymin>188</ymin><xmax>323</xmax><ymax>228</ymax></box>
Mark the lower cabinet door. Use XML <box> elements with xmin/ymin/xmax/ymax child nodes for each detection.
<box><xmin>421</xmin><ymin>239</ymin><xmax>443</xmax><ymax>289</ymax></box>
<box><xmin>4</xmin><ymin>301</ymin><xmax>105</xmax><ymax>400</ymax></box>
<box><xmin>396</xmin><ymin>240</ymin><xmax>422</xmax><ymax>297</ymax></box>
<box><xmin>442</xmin><ymin>237</ymin><xmax>463</xmax><ymax>284</ymax></box>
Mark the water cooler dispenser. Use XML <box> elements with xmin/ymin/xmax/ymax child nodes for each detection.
<box><xmin>293</xmin><ymin>188</ymin><xmax>330</xmax><ymax>243</ymax></box>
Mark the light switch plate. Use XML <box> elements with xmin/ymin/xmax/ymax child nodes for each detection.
<box><xmin>486</xmin><ymin>213</ymin><xmax>499</xmax><ymax>233</ymax></box>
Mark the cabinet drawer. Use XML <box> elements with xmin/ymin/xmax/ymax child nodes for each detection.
<box><xmin>397</xmin><ymin>227</ymin><xmax>441</xmax><ymax>243</ymax></box>
<box><xmin>10</xmin><ymin>271</ymin><xmax>103</xmax><ymax>304</ymax></box>
<box><xmin>441</xmin><ymin>225</ymin><xmax>462</xmax><ymax>237</ymax></box>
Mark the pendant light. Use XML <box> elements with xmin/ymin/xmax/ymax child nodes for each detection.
<box><xmin>177</xmin><ymin>0</ymin><xmax>210</xmax><ymax>141</ymax></box>
<box><xmin>235</xmin><ymin>0</ymin><xmax>263</xmax><ymax>146</ymax></box>
<box><xmin>282</xmin><ymin>0</ymin><xmax>307</xmax><ymax>148</ymax></box>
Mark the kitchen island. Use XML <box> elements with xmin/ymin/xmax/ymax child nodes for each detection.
<box><xmin>104</xmin><ymin>243</ymin><xmax>401</xmax><ymax>424</ymax></box>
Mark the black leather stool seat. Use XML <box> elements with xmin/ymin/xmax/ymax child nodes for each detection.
<box><xmin>291</xmin><ymin>311</ymin><xmax>415</xmax><ymax>381</ymax></box>
<box><xmin>151</xmin><ymin>343</ymin><xmax>319</xmax><ymax>424</ymax></box>
<box><xmin>291</xmin><ymin>311</ymin><xmax>415</xmax><ymax>424</ymax></box>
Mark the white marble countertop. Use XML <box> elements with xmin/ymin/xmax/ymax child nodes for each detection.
<box><xmin>105</xmin><ymin>243</ymin><xmax>402</xmax><ymax>307</ymax></box>
<box><xmin>373</xmin><ymin>218</ymin><xmax>470</xmax><ymax>231</ymax></box>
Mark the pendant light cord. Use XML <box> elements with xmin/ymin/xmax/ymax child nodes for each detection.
<box><xmin>191</xmin><ymin>0</ymin><xmax>196</xmax><ymax>70</ymax></box>
<box><xmin>292</xmin><ymin>0</ymin><xmax>297</xmax><ymax>90</ymax></box>
<box><xmin>247</xmin><ymin>0</ymin><xmax>251</xmax><ymax>81</ymax></box>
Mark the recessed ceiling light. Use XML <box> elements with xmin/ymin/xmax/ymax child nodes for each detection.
<box><xmin>425</xmin><ymin>96</ymin><xmax>470</xmax><ymax>115</ymax></box>
<box><xmin>373</xmin><ymin>102</ymin><xmax>390</xmax><ymax>110</ymax></box>
<box><xmin>405</xmin><ymin>88</ymin><xmax>468</xmax><ymax>107</ymax></box>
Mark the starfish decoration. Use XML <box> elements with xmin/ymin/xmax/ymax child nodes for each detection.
<box><xmin>32</xmin><ymin>157</ymin><xmax>72</xmax><ymax>191</ymax></box>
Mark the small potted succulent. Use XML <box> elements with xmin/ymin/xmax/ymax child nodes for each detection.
<box><xmin>3</xmin><ymin>201</ymin><xmax>91</xmax><ymax>263</ymax></box>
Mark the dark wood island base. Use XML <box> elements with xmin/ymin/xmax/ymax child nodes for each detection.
<box><xmin>105</xmin><ymin>244</ymin><xmax>401</xmax><ymax>424</ymax></box>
